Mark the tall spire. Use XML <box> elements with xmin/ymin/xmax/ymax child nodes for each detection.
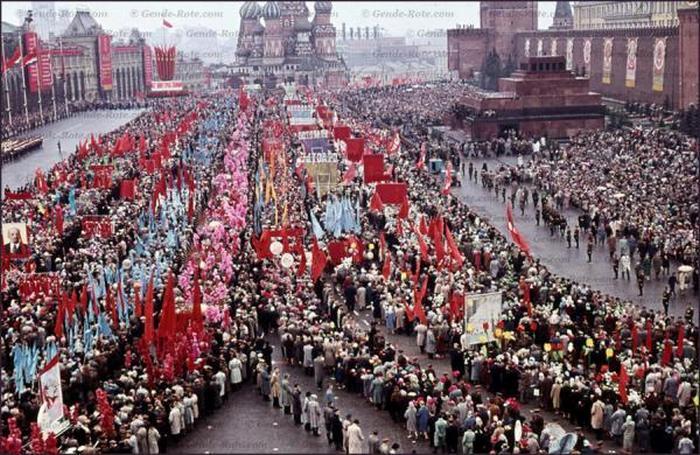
<box><xmin>550</xmin><ymin>1</ymin><xmax>573</xmax><ymax>30</ymax></box>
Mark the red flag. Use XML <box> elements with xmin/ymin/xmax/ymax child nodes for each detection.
<box><xmin>370</xmin><ymin>190</ymin><xmax>384</xmax><ymax>212</ymax></box>
<box><xmin>677</xmin><ymin>325</ymin><xmax>685</xmax><ymax>357</ymax></box>
<box><xmin>631</xmin><ymin>323</ymin><xmax>638</xmax><ymax>353</ymax></box>
<box><xmin>120</xmin><ymin>180</ymin><xmax>136</xmax><ymax>199</ymax></box>
<box><xmin>413</xmin><ymin>224</ymin><xmax>429</xmax><ymax>261</ymax></box>
<box><xmin>157</xmin><ymin>273</ymin><xmax>177</xmax><ymax>342</ymax></box>
<box><xmin>661</xmin><ymin>332</ymin><xmax>672</xmax><ymax>366</ymax></box>
<box><xmin>382</xmin><ymin>254</ymin><xmax>391</xmax><ymax>280</ymax></box>
<box><xmin>54</xmin><ymin>204</ymin><xmax>64</xmax><ymax>234</ymax></box>
<box><xmin>645</xmin><ymin>319</ymin><xmax>652</xmax><ymax>351</ymax></box>
<box><xmin>311</xmin><ymin>240</ymin><xmax>328</xmax><ymax>282</ymax></box>
<box><xmin>343</xmin><ymin>162</ymin><xmax>357</xmax><ymax>184</ymax></box>
<box><xmin>413</xmin><ymin>277</ymin><xmax>428</xmax><ymax>324</ymax></box>
<box><xmin>419</xmin><ymin>215</ymin><xmax>428</xmax><ymax>235</ymax></box>
<box><xmin>163</xmin><ymin>19</ymin><xmax>173</xmax><ymax>28</ymax></box>
<box><xmin>2</xmin><ymin>46</ymin><xmax>21</xmax><ymax>73</ymax></box>
<box><xmin>297</xmin><ymin>249</ymin><xmax>307</xmax><ymax>277</ymax></box>
<box><xmin>506</xmin><ymin>203</ymin><xmax>531</xmax><ymax>257</ymax></box>
<box><xmin>396</xmin><ymin>218</ymin><xmax>403</xmax><ymax>237</ymax></box>
<box><xmin>618</xmin><ymin>363</ymin><xmax>629</xmax><ymax>404</ymax></box>
<box><xmin>254</xmin><ymin>230</ymin><xmax>272</xmax><ymax>259</ymax></box>
<box><xmin>445</xmin><ymin>225</ymin><xmax>464</xmax><ymax>268</ymax></box>
<box><xmin>398</xmin><ymin>195</ymin><xmax>409</xmax><ymax>219</ymax></box>
<box><xmin>192</xmin><ymin>272</ymin><xmax>203</xmax><ymax>333</ymax></box>
<box><xmin>430</xmin><ymin>216</ymin><xmax>445</xmax><ymax>265</ymax></box>
<box><xmin>404</xmin><ymin>301</ymin><xmax>415</xmax><ymax>322</ymax></box>
<box><xmin>68</xmin><ymin>290</ymin><xmax>77</xmax><ymax>318</ymax></box>
<box><xmin>139</xmin><ymin>136</ymin><xmax>147</xmax><ymax>156</ymax></box>
<box><xmin>450</xmin><ymin>291</ymin><xmax>463</xmax><ymax>321</ymax></box>
<box><xmin>143</xmin><ymin>274</ymin><xmax>155</xmax><ymax>345</ymax></box>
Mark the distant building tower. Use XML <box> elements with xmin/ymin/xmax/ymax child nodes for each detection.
<box><xmin>312</xmin><ymin>1</ymin><xmax>338</xmax><ymax>60</ymax></box>
<box><xmin>236</xmin><ymin>1</ymin><xmax>263</xmax><ymax>63</ymax></box>
<box><xmin>232</xmin><ymin>1</ymin><xmax>346</xmax><ymax>87</ymax></box>
<box><xmin>550</xmin><ymin>1</ymin><xmax>573</xmax><ymax>30</ymax></box>
<box><xmin>262</xmin><ymin>1</ymin><xmax>284</xmax><ymax>64</ymax></box>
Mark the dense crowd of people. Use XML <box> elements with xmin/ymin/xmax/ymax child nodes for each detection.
<box><xmin>1</xmin><ymin>82</ymin><xmax>697</xmax><ymax>455</ymax></box>
<box><xmin>467</xmin><ymin>125</ymin><xmax>699</xmax><ymax>300</ymax></box>
<box><xmin>1</xmin><ymin>92</ymin><xmax>246</xmax><ymax>453</ymax></box>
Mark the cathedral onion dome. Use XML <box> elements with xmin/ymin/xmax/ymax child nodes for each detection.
<box><xmin>262</xmin><ymin>1</ymin><xmax>281</xmax><ymax>19</ymax></box>
<box><xmin>240</xmin><ymin>1</ymin><xmax>262</xmax><ymax>19</ymax></box>
<box><xmin>315</xmin><ymin>1</ymin><xmax>332</xmax><ymax>14</ymax></box>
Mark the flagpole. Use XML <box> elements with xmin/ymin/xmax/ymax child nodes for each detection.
<box><xmin>1</xmin><ymin>36</ymin><xmax>13</xmax><ymax>126</ymax></box>
<box><xmin>60</xmin><ymin>37</ymin><xmax>68</xmax><ymax>114</ymax></box>
<box><xmin>17</xmin><ymin>30</ymin><xmax>29</xmax><ymax>124</ymax></box>
<box><xmin>36</xmin><ymin>44</ymin><xmax>44</xmax><ymax>125</ymax></box>
<box><xmin>50</xmin><ymin>46</ymin><xmax>57</xmax><ymax>121</ymax></box>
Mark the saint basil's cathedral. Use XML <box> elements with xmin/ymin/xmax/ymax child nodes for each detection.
<box><xmin>233</xmin><ymin>1</ymin><xmax>347</xmax><ymax>88</ymax></box>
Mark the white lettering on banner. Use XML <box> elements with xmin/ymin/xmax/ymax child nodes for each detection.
<box><xmin>463</xmin><ymin>292</ymin><xmax>503</xmax><ymax>345</ymax></box>
<box><xmin>296</xmin><ymin>130</ymin><xmax>331</xmax><ymax>140</ymax></box>
<box><xmin>300</xmin><ymin>152</ymin><xmax>339</xmax><ymax>163</ymax></box>
<box><xmin>151</xmin><ymin>80</ymin><xmax>184</xmax><ymax>92</ymax></box>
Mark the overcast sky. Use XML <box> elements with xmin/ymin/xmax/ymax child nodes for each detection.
<box><xmin>3</xmin><ymin>1</ymin><xmax>557</xmax><ymax>39</ymax></box>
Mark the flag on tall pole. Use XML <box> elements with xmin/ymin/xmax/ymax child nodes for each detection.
<box><xmin>506</xmin><ymin>203</ymin><xmax>531</xmax><ymax>257</ymax></box>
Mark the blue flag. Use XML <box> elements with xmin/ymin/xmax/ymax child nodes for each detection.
<box><xmin>310</xmin><ymin>210</ymin><xmax>325</xmax><ymax>240</ymax></box>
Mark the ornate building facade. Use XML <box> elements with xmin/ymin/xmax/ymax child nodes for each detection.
<box><xmin>447</xmin><ymin>1</ymin><xmax>699</xmax><ymax>109</ymax></box>
<box><xmin>2</xmin><ymin>8</ymin><xmax>212</xmax><ymax>124</ymax></box>
<box><xmin>573</xmin><ymin>1</ymin><xmax>684</xmax><ymax>30</ymax></box>
<box><xmin>233</xmin><ymin>1</ymin><xmax>346</xmax><ymax>88</ymax></box>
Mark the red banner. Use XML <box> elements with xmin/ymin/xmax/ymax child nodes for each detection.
<box><xmin>91</xmin><ymin>165</ymin><xmax>113</xmax><ymax>189</ymax></box>
<box><xmin>362</xmin><ymin>153</ymin><xmax>385</xmax><ymax>184</ymax></box>
<box><xmin>120</xmin><ymin>180</ymin><xmax>136</xmax><ymax>199</ymax></box>
<box><xmin>333</xmin><ymin>126</ymin><xmax>351</xmax><ymax>141</ymax></box>
<box><xmin>23</xmin><ymin>32</ymin><xmax>40</xmax><ymax>93</ymax></box>
<box><xmin>143</xmin><ymin>45</ymin><xmax>153</xmax><ymax>87</ymax></box>
<box><xmin>376</xmin><ymin>182</ymin><xmax>408</xmax><ymax>205</ymax></box>
<box><xmin>81</xmin><ymin>217</ymin><xmax>113</xmax><ymax>238</ymax></box>
<box><xmin>345</xmin><ymin>137</ymin><xmax>365</xmax><ymax>162</ymax></box>
<box><xmin>39</xmin><ymin>45</ymin><xmax>53</xmax><ymax>90</ymax></box>
<box><xmin>98</xmin><ymin>34</ymin><xmax>113</xmax><ymax>90</ymax></box>
<box><xmin>141</xmin><ymin>159</ymin><xmax>156</xmax><ymax>174</ymax></box>
<box><xmin>17</xmin><ymin>273</ymin><xmax>61</xmax><ymax>299</ymax></box>
<box><xmin>4</xmin><ymin>191</ymin><xmax>33</xmax><ymax>200</ymax></box>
